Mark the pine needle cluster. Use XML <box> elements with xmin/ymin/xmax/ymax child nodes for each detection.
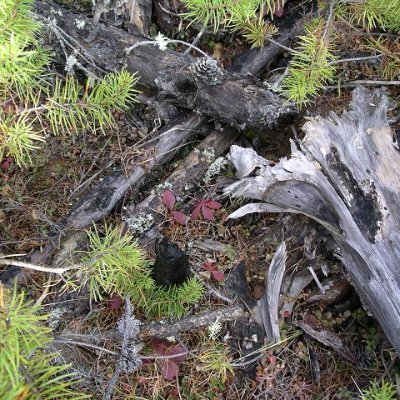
<box><xmin>182</xmin><ymin>0</ymin><xmax>279</xmax><ymax>47</ymax></box>
<box><xmin>0</xmin><ymin>0</ymin><xmax>139</xmax><ymax>167</ymax></box>
<box><xmin>68</xmin><ymin>225</ymin><xmax>204</xmax><ymax>318</ymax></box>
<box><xmin>362</xmin><ymin>379</ymin><xmax>397</xmax><ymax>400</ymax></box>
<box><xmin>366</xmin><ymin>37</ymin><xmax>400</xmax><ymax>80</ymax></box>
<box><xmin>0</xmin><ymin>284</ymin><xmax>88</xmax><ymax>399</ymax></box>
<box><xmin>280</xmin><ymin>17</ymin><xmax>337</xmax><ymax>107</ymax></box>
<box><xmin>47</xmin><ymin>70</ymin><xmax>139</xmax><ymax>135</ymax></box>
<box><xmin>339</xmin><ymin>0</ymin><xmax>400</xmax><ymax>32</ymax></box>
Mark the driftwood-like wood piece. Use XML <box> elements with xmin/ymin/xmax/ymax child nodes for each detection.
<box><xmin>258</xmin><ymin>241</ymin><xmax>287</xmax><ymax>343</ymax></box>
<box><xmin>35</xmin><ymin>1</ymin><xmax>293</xmax><ymax>132</ymax></box>
<box><xmin>224</xmin><ymin>87</ymin><xmax>400</xmax><ymax>354</ymax></box>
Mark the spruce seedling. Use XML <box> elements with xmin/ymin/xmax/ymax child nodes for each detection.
<box><xmin>0</xmin><ymin>0</ymin><xmax>140</xmax><ymax>166</ymax></box>
<box><xmin>0</xmin><ymin>284</ymin><xmax>88</xmax><ymax>399</ymax></box>
<box><xmin>69</xmin><ymin>225</ymin><xmax>204</xmax><ymax>318</ymax></box>
<box><xmin>280</xmin><ymin>17</ymin><xmax>337</xmax><ymax>107</ymax></box>
<box><xmin>341</xmin><ymin>0</ymin><xmax>400</xmax><ymax>32</ymax></box>
<box><xmin>362</xmin><ymin>378</ymin><xmax>397</xmax><ymax>400</ymax></box>
<box><xmin>197</xmin><ymin>340</ymin><xmax>234</xmax><ymax>384</ymax></box>
<box><xmin>181</xmin><ymin>0</ymin><xmax>279</xmax><ymax>47</ymax></box>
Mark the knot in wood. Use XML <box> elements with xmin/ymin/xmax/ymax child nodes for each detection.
<box><xmin>189</xmin><ymin>57</ymin><xmax>224</xmax><ymax>85</ymax></box>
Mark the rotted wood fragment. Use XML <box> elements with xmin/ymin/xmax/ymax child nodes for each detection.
<box><xmin>257</xmin><ymin>242</ymin><xmax>287</xmax><ymax>343</ymax></box>
<box><xmin>138</xmin><ymin>304</ymin><xmax>247</xmax><ymax>340</ymax></box>
<box><xmin>305</xmin><ymin>277</ymin><xmax>352</xmax><ymax>307</ymax></box>
<box><xmin>297</xmin><ymin>314</ymin><xmax>357</xmax><ymax>364</ymax></box>
<box><xmin>103</xmin><ymin>304</ymin><xmax>247</xmax><ymax>341</ymax></box>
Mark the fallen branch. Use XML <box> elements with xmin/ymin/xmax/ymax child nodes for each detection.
<box><xmin>35</xmin><ymin>0</ymin><xmax>294</xmax><ymax>132</ymax></box>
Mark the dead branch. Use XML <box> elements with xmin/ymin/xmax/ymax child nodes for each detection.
<box><xmin>35</xmin><ymin>0</ymin><xmax>294</xmax><ymax>132</ymax></box>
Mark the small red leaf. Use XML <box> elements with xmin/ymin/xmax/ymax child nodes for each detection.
<box><xmin>150</xmin><ymin>338</ymin><xmax>169</xmax><ymax>355</ymax></box>
<box><xmin>268</xmin><ymin>355</ymin><xmax>277</xmax><ymax>365</ymax></box>
<box><xmin>202</xmin><ymin>200</ymin><xmax>222</xmax><ymax>209</ymax></box>
<box><xmin>167</xmin><ymin>345</ymin><xmax>187</xmax><ymax>363</ymax></box>
<box><xmin>191</xmin><ymin>205</ymin><xmax>202</xmax><ymax>220</ymax></box>
<box><xmin>109</xmin><ymin>295</ymin><xmax>123</xmax><ymax>310</ymax></box>
<box><xmin>202</xmin><ymin>262</ymin><xmax>214</xmax><ymax>272</ymax></box>
<box><xmin>162</xmin><ymin>360</ymin><xmax>180</xmax><ymax>380</ymax></box>
<box><xmin>162</xmin><ymin>190</ymin><xmax>176</xmax><ymax>211</ymax></box>
<box><xmin>1</xmin><ymin>156</ymin><xmax>13</xmax><ymax>173</ymax></box>
<box><xmin>211</xmin><ymin>270</ymin><xmax>225</xmax><ymax>282</ymax></box>
<box><xmin>171</xmin><ymin>210</ymin><xmax>187</xmax><ymax>225</ymax></box>
<box><xmin>201</xmin><ymin>206</ymin><xmax>215</xmax><ymax>221</ymax></box>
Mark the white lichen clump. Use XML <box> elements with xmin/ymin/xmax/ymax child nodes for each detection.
<box><xmin>74</xmin><ymin>19</ymin><xmax>86</xmax><ymax>29</ymax></box>
<box><xmin>195</xmin><ymin>147</ymin><xmax>215</xmax><ymax>164</ymax></box>
<box><xmin>47</xmin><ymin>307</ymin><xmax>67</xmax><ymax>330</ymax></box>
<box><xmin>64</xmin><ymin>55</ymin><xmax>78</xmax><ymax>73</ymax></box>
<box><xmin>204</xmin><ymin>156</ymin><xmax>228</xmax><ymax>184</ymax></box>
<box><xmin>152</xmin><ymin>181</ymin><xmax>173</xmax><ymax>195</ymax></box>
<box><xmin>154</xmin><ymin>32</ymin><xmax>170</xmax><ymax>51</ymax></box>
<box><xmin>208</xmin><ymin>317</ymin><xmax>222</xmax><ymax>340</ymax></box>
<box><xmin>124</xmin><ymin>212</ymin><xmax>154</xmax><ymax>235</ymax></box>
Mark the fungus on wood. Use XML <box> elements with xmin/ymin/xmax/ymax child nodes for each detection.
<box><xmin>224</xmin><ymin>87</ymin><xmax>400</xmax><ymax>354</ymax></box>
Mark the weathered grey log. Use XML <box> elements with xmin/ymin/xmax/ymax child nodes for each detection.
<box><xmin>35</xmin><ymin>0</ymin><xmax>293</xmax><ymax>132</ymax></box>
<box><xmin>124</xmin><ymin>125</ymin><xmax>239</xmax><ymax>242</ymax></box>
<box><xmin>25</xmin><ymin>114</ymin><xmax>207</xmax><ymax>268</ymax></box>
<box><xmin>64</xmin><ymin>115</ymin><xmax>207</xmax><ymax>230</ymax></box>
<box><xmin>224</xmin><ymin>87</ymin><xmax>400</xmax><ymax>354</ymax></box>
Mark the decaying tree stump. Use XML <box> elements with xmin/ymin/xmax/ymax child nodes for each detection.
<box><xmin>224</xmin><ymin>87</ymin><xmax>400</xmax><ymax>354</ymax></box>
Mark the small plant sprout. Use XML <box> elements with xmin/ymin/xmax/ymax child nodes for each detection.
<box><xmin>198</xmin><ymin>341</ymin><xmax>234</xmax><ymax>384</ymax></box>
<box><xmin>207</xmin><ymin>317</ymin><xmax>222</xmax><ymax>340</ymax></box>
<box><xmin>181</xmin><ymin>0</ymin><xmax>280</xmax><ymax>47</ymax></box>
<box><xmin>67</xmin><ymin>224</ymin><xmax>203</xmax><ymax>318</ymax></box>
<box><xmin>0</xmin><ymin>284</ymin><xmax>88</xmax><ymax>399</ymax></box>
<box><xmin>69</xmin><ymin>224</ymin><xmax>153</xmax><ymax>302</ymax></box>
<box><xmin>0</xmin><ymin>0</ymin><xmax>141</xmax><ymax>165</ymax></box>
<box><xmin>280</xmin><ymin>17</ymin><xmax>337</xmax><ymax>107</ymax></box>
<box><xmin>361</xmin><ymin>378</ymin><xmax>397</xmax><ymax>400</ymax></box>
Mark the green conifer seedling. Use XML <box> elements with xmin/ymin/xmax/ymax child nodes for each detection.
<box><xmin>0</xmin><ymin>284</ymin><xmax>89</xmax><ymax>399</ymax></box>
<box><xmin>68</xmin><ymin>225</ymin><xmax>204</xmax><ymax>318</ymax></box>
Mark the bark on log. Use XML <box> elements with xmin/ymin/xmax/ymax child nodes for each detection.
<box><xmin>35</xmin><ymin>0</ymin><xmax>294</xmax><ymax>132</ymax></box>
<box><xmin>224</xmin><ymin>87</ymin><xmax>400</xmax><ymax>354</ymax></box>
